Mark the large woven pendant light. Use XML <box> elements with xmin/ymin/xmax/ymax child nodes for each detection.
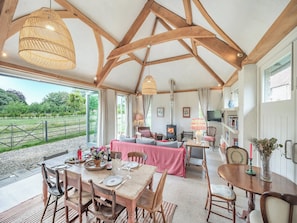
<box><xmin>19</xmin><ymin>7</ymin><xmax>76</xmax><ymax>70</ymax></box>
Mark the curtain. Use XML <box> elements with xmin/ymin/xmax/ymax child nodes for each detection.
<box><xmin>98</xmin><ymin>89</ymin><xmax>107</xmax><ymax>146</ymax></box>
<box><xmin>198</xmin><ymin>88</ymin><xmax>209</xmax><ymax>121</ymax></box>
<box><xmin>142</xmin><ymin>95</ymin><xmax>152</xmax><ymax>126</ymax></box>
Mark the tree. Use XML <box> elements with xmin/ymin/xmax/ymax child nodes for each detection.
<box><xmin>67</xmin><ymin>90</ymin><xmax>85</xmax><ymax>113</ymax></box>
<box><xmin>6</xmin><ymin>89</ymin><xmax>27</xmax><ymax>105</ymax></box>
<box><xmin>2</xmin><ymin>101</ymin><xmax>28</xmax><ymax>117</ymax></box>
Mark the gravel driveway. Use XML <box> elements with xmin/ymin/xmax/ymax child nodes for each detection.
<box><xmin>0</xmin><ymin>136</ymin><xmax>87</xmax><ymax>179</ymax></box>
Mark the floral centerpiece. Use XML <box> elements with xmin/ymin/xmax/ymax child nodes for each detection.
<box><xmin>90</xmin><ymin>146</ymin><xmax>107</xmax><ymax>167</ymax></box>
<box><xmin>251</xmin><ymin>137</ymin><xmax>283</xmax><ymax>156</ymax></box>
<box><xmin>251</xmin><ymin>137</ymin><xmax>282</xmax><ymax>182</ymax></box>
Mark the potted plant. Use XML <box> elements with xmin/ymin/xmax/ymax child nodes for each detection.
<box><xmin>251</xmin><ymin>137</ymin><xmax>283</xmax><ymax>182</ymax></box>
<box><xmin>90</xmin><ymin>146</ymin><xmax>106</xmax><ymax>167</ymax></box>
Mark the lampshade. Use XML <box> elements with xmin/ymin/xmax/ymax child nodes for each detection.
<box><xmin>18</xmin><ymin>8</ymin><xmax>76</xmax><ymax>70</ymax></box>
<box><xmin>191</xmin><ymin>118</ymin><xmax>206</xmax><ymax>131</ymax></box>
<box><xmin>142</xmin><ymin>75</ymin><xmax>157</xmax><ymax>95</ymax></box>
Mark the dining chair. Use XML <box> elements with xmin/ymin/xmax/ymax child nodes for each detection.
<box><xmin>127</xmin><ymin>151</ymin><xmax>147</xmax><ymax>164</ymax></box>
<box><xmin>225</xmin><ymin>146</ymin><xmax>248</xmax><ymax>197</ymax></box>
<box><xmin>64</xmin><ymin>169</ymin><xmax>92</xmax><ymax>223</ymax></box>
<box><xmin>203</xmin><ymin>162</ymin><xmax>236</xmax><ymax>223</ymax></box>
<box><xmin>249</xmin><ymin>191</ymin><xmax>297</xmax><ymax>223</ymax></box>
<box><xmin>110</xmin><ymin>151</ymin><xmax>122</xmax><ymax>159</ymax></box>
<box><xmin>136</xmin><ymin>169</ymin><xmax>168</xmax><ymax>223</ymax></box>
<box><xmin>88</xmin><ymin>179</ymin><xmax>126</xmax><ymax>223</ymax></box>
<box><xmin>40</xmin><ymin>163</ymin><xmax>64</xmax><ymax>223</ymax></box>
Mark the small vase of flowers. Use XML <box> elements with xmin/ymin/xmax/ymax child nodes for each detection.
<box><xmin>251</xmin><ymin>137</ymin><xmax>282</xmax><ymax>182</ymax></box>
<box><xmin>90</xmin><ymin>146</ymin><xmax>106</xmax><ymax>167</ymax></box>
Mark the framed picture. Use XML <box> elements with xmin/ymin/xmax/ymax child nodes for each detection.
<box><xmin>157</xmin><ymin>107</ymin><xmax>164</xmax><ymax>117</ymax></box>
<box><xmin>183</xmin><ymin>107</ymin><xmax>190</xmax><ymax>118</ymax></box>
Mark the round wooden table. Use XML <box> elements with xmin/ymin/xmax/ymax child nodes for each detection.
<box><xmin>218</xmin><ymin>164</ymin><xmax>297</xmax><ymax>219</ymax></box>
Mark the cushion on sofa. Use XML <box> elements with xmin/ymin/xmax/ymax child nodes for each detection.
<box><xmin>120</xmin><ymin>136</ymin><xmax>136</xmax><ymax>143</ymax></box>
<box><xmin>156</xmin><ymin>140</ymin><xmax>179</xmax><ymax>148</ymax></box>
<box><xmin>136</xmin><ymin>137</ymin><xmax>156</xmax><ymax>145</ymax></box>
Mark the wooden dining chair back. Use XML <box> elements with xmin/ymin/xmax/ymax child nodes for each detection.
<box><xmin>225</xmin><ymin>146</ymin><xmax>248</xmax><ymax>164</ymax></box>
<box><xmin>64</xmin><ymin>170</ymin><xmax>92</xmax><ymax>223</ymax></box>
<box><xmin>136</xmin><ymin>170</ymin><xmax>168</xmax><ymax>223</ymax></box>
<box><xmin>203</xmin><ymin>162</ymin><xmax>236</xmax><ymax>223</ymax></box>
<box><xmin>111</xmin><ymin>151</ymin><xmax>122</xmax><ymax>159</ymax></box>
<box><xmin>41</xmin><ymin>163</ymin><xmax>64</xmax><ymax>223</ymax></box>
<box><xmin>88</xmin><ymin>179</ymin><xmax>125</xmax><ymax>223</ymax></box>
<box><xmin>225</xmin><ymin>146</ymin><xmax>248</xmax><ymax>197</ymax></box>
<box><xmin>127</xmin><ymin>151</ymin><xmax>147</xmax><ymax>164</ymax></box>
<box><xmin>249</xmin><ymin>191</ymin><xmax>297</xmax><ymax>223</ymax></box>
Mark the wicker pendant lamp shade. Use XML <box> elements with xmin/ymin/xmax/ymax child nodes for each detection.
<box><xmin>142</xmin><ymin>75</ymin><xmax>157</xmax><ymax>95</ymax></box>
<box><xmin>18</xmin><ymin>8</ymin><xmax>76</xmax><ymax>70</ymax></box>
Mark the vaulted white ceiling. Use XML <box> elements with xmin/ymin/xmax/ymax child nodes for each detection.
<box><xmin>0</xmin><ymin>0</ymin><xmax>296</xmax><ymax>93</ymax></box>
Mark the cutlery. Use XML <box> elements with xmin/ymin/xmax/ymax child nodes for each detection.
<box><xmin>115</xmin><ymin>179</ymin><xmax>128</xmax><ymax>190</ymax></box>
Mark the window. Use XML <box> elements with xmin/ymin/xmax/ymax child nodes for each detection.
<box><xmin>116</xmin><ymin>94</ymin><xmax>128</xmax><ymax>138</ymax></box>
<box><xmin>263</xmin><ymin>53</ymin><xmax>292</xmax><ymax>102</ymax></box>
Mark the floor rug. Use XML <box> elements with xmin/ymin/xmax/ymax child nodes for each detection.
<box><xmin>0</xmin><ymin>194</ymin><xmax>177</xmax><ymax>223</ymax></box>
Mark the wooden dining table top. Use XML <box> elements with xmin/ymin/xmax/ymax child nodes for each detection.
<box><xmin>218</xmin><ymin>164</ymin><xmax>297</xmax><ymax>195</ymax></box>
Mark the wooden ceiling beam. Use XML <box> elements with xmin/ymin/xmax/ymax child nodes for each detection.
<box><xmin>147</xmin><ymin>54</ymin><xmax>193</xmax><ymax>66</ymax></box>
<box><xmin>135</xmin><ymin>15</ymin><xmax>158</xmax><ymax>93</ymax></box>
<box><xmin>0</xmin><ymin>0</ymin><xmax>18</xmax><ymax>52</ymax></box>
<box><xmin>0</xmin><ymin>61</ymin><xmax>95</xmax><ymax>89</ymax></box>
<box><xmin>225</xmin><ymin>70</ymin><xmax>238</xmax><ymax>87</ymax></box>
<box><xmin>183</xmin><ymin>0</ymin><xmax>192</xmax><ymax>25</ymax></box>
<box><xmin>151</xmin><ymin>1</ymin><xmax>245</xmax><ymax>69</ymax></box>
<box><xmin>97</xmin><ymin>0</ymin><xmax>154</xmax><ymax>87</ymax></box>
<box><xmin>158</xmin><ymin>19</ymin><xmax>224</xmax><ymax>85</ymax></box>
<box><xmin>245</xmin><ymin>0</ymin><xmax>297</xmax><ymax>64</ymax></box>
<box><xmin>107</xmin><ymin>26</ymin><xmax>215</xmax><ymax>60</ymax></box>
<box><xmin>192</xmin><ymin>0</ymin><xmax>243</xmax><ymax>52</ymax></box>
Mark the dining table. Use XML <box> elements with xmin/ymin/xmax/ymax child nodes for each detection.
<box><xmin>217</xmin><ymin>164</ymin><xmax>297</xmax><ymax>221</ymax></box>
<box><xmin>41</xmin><ymin>155</ymin><xmax>156</xmax><ymax>223</ymax></box>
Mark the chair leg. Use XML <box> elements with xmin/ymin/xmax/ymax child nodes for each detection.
<box><xmin>160</xmin><ymin>204</ymin><xmax>166</xmax><ymax>223</ymax></box>
<box><xmin>52</xmin><ymin>197</ymin><xmax>59</xmax><ymax>223</ymax></box>
<box><xmin>41</xmin><ymin>194</ymin><xmax>52</xmax><ymax>222</ymax></box>
<box><xmin>204</xmin><ymin>192</ymin><xmax>209</xmax><ymax>209</ymax></box>
<box><xmin>206</xmin><ymin>196</ymin><xmax>212</xmax><ymax>222</ymax></box>
<box><xmin>65</xmin><ymin>206</ymin><xmax>69</xmax><ymax>223</ymax></box>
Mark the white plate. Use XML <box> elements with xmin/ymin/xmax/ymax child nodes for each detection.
<box><xmin>123</xmin><ymin>161</ymin><xmax>139</xmax><ymax>169</ymax></box>
<box><xmin>103</xmin><ymin>175</ymin><xmax>123</xmax><ymax>187</ymax></box>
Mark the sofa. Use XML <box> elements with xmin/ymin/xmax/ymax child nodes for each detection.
<box><xmin>110</xmin><ymin>138</ymin><xmax>186</xmax><ymax>177</ymax></box>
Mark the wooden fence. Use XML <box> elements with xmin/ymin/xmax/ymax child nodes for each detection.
<box><xmin>0</xmin><ymin>119</ymin><xmax>87</xmax><ymax>150</ymax></box>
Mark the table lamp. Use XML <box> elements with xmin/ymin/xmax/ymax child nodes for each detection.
<box><xmin>191</xmin><ymin>118</ymin><xmax>206</xmax><ymax>143</ymax></box>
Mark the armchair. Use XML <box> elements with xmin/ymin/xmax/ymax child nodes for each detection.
<box><xmin>138</xmin><ymin>127</ymin><xmax>157</xmax><ymax>139</ymax></box>
<box><xmin>203</xmin><ymin>126</ymin><xmax>216</xmax><ymax>147</ymax></box>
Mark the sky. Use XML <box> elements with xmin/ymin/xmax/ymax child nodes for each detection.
<box><xmin>0</xmin><ymin>75</ymin><xmax>75</xmax><ymax>104</ymax></box>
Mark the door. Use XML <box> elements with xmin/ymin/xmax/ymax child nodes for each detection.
<box><xmin>259</xmin><ymin>43</ymin><xmax>296</xmax><ymax>182</ymax></box>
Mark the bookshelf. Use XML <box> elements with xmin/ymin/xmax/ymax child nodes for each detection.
<box><xmin>220</xmin><ymin>108</ymin><xmax>239</xmax><ymax>159</ymax></box>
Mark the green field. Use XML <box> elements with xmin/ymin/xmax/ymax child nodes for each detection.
<box><xmin>0</xmin><ymin>115</ymin><xmax>95</xmax><ymax>153</ymax></box>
